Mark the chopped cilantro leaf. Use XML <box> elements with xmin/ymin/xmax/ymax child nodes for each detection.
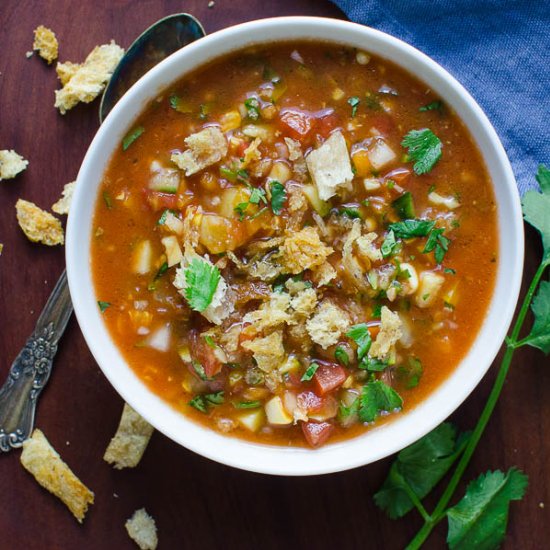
<box><xmin>183</xmin><ymin>258</ymin><xmax>221</xmax><ymax>312</ymax></box>
<box><xmin>396</xmin><ymin>356</ymin><xmax>423</xmax><ymax>389</ymax></box>
<box><xmin>233</xmin><ymin>400</ymin><xmax>262</xmax><ymax>409</ymax></box>
<box><xmin>249</xmin><ymin>186</ymin><xmax>267</xmax><ymax>205</ymax></box>
<box><xmin>392</xmin><ymin>192</ymin><xmax>416</xmax><ymax>220</ymax></box>
<box><xmin>348</xmin><ymin>96</ymin><xmax>360</xmax><ymax>117</ymax></box>
<box><xmin>358</xmin><ymin>380</ymin><xmax>402</xmax><ymax>423</ymax></box>
<box><xmin>122</xmin><ymin>126</ymin><xmax>145</xmax><ymax>151</ymax></box>
<box><xmin>192</xmin><ymin>361</ymin><xmax>212</xmax><ymax>381</ymax></box>
<box><xmin>374</xmin><ymin>423</ymin><xmax>469</xmax><ymax>518</ymax></box>
<box><xmin>346</xmin><ymin>324</ymin><xmax>372</xmax><ymax>363</ymax></box>
<box><xmin>372</xmin><ymin>303</ymin><xmax>382</xmax><ymax>319</ymax></box>
<box><xmin>364</xmin><ymin>91</ymin><xmax>382</xmax><ymax>110</ymax></box>
<box><xmin>402</xmin><ymin>128</ymin><xmax>442</xmax><ymax>175</ymax></box>
<box><xmin>234</xmin><ymin>202</ymin><xmax>249</xmax><ymax>221</ymax></box>
<box><xmin>389</xmin><ymin>219</ymin><xmax>435</xmax><ymax>239</ymax></box>
<box><xmin>97</xmin><ymin>300</ymin><xmax>111</xmax><ymax>313</ymax></box>
<box><xmin>340</xmin><ymin>207</ymin><xmax>363</xmax><ymax>219</ymax></box>
<box><xmin>301</xmin><ymin>362</ymin><xmax>320</xmax><ymax>382</ymax></box>
<box><xmin>381</xmin><ymin>229</ymin><xmax>399</xmax><ymax>258</ymax></box>
<box><xmin>103</xmin><ymin>191</ymin><xmax>113</xmax><ymax>209</ymax></box>
<box><xmin>424</xmin><ymin>228</ymin><xmax>450</xmax><ymax>264</ymax></box>
<box><xmin>189</xmin><ymin>395</ymin><xmax>208</xmax><ymax>413</ymax></box>
<box><xmin>446</xmin><ymin>468</ymin><xmax>528</xmax><ymax>550</ymax></box>
<box><xmin>419</xmin><ymin>100</ymin><xmax>443</xmax><ymax>112</ymax></box>
<box><xmin>269</xmin><ymin>180</ymin><xmax>286</xmax><ymax>215</ymax></box>
<box><xmin>335</xmin><ymin>346</ymin><xmax>350</xmax><ymax>366</ymax></box>
<box><xmin>220</xmin><ymin>166</ymin><xmax>237</xmax><ymax>181</ymax></box>
<box><xmin>445</xmin><ymin>268</ymin><xmax>457</xmax><ymax>275</ymax></box>
<box><xmin>204</xmin><ymin>391</ymin><xmax>224</xmax><ymax>405</ymax></box>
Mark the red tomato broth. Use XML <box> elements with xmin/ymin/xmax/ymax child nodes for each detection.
<box><xmin>91</xmin><ymin>42</ymin><xmax>497</xmax><ymax>448</ymax></box>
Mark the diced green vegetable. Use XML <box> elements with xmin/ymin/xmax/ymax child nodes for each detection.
<box><xmin>392</xmin><ymin>192</ymin><xmax>416</xmax><ymax>220</ymax></box>
<box><xmin>335</xmin><ymin>346</ymin><xmax>350</xmax><ymax>366</ymax></box>
<box><xmin>348</xmin><ymin>96</ymin><xmax>360</xmax><ymax>117</ymax></box>
<box><xmin>381</xmin><ymin>229</ymin><xmax>399</xmax><ymax>258</ymax></box>
<box><xmin>419</xmin><ymin>100</ymin><xmax>443</xmax><ymax>112</ymax></box>
<box><xmin>97</xmin><ymin>301</ymin><xmax>111</xmax><ymax>313</ymax></box>
<box><xmin>122</xmin><ymin>126</ymin><xmax>145</xmax><ymax>151</ymax></box>
<box><xmin>397</xmin><ymin>357</ymin><xmax>423</xmax><ymax>389</ymax></box>
<box><xmin>301</xmin><ymin>362</ymin><xmax>320</xmax><ymax>382</ymax></box>
<box><xmin>234</xmin><ymin>400</ymin><xmax>262</xmax><ymax>409</ymax></box>
<box><xmin>103</xmin><ymin>191</ymin><xmax>113</xmax><ymax>209</ymax></box>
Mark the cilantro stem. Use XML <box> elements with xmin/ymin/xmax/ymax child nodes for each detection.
<box><xmin>400</xmin><ymin>477</ymin><xmax>433</xmax><ymax>523</ymax></box>
<box><xmin>406</xmin><ymin>260</ymin><xmax>548</xmax><ymax>550</ymax></box>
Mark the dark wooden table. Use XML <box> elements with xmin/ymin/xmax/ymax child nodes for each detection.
<box><xmin>1</xmin><ymin>1</ymin><xmax>548</xmax><ymax>548</ymax></box>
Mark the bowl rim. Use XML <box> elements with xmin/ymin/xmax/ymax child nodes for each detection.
<box><xmin>66</xmin><ymin>15</ymin><xmax>524</xmax><ymax>476</ymax></box>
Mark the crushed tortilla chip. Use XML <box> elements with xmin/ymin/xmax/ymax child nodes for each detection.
<box><xmin>126</xmin><ymin>508</ymin><xmax>158</xmax><ymax>550</ymax></box>
<box><xmin>16</xmin><ymin>199</ymin><xmax>64</xmax><ymax>246</ymax></box>
<box><xmin>369</xmin><ymin>306</ymin><xmax>403</xmax><ymax>359</ymax></box>
<box><xmin>20</xmin><ymin>429</ymin><xmax>94</xmax><ymax>523</ymax></box>
<box><xmin>0</xmin><ymin>149</ymin><xmax>28</xmax><ymax>180</ymax></box>
<box><xmin>306</xmin><ymin>301</ymin><xmax>351</xmax><ymax>349</ymax></box>
<box><xmin>103</xmin><ymin>403</ymin><xmax>154</xmax><ymax>469</ymax></box>
<box><xmin>54</xmin><ymin>41</ymin><xmax>124</xmax><ymax>114</ymax></box>
<box><xmin>279</xmin><ymin>226</ymin><xmax>333</xmax><ymax>275</ymax></box>
<box><xmin>242</xmin><ymin>331</ymin><xmax>285</xmax><ymax>390</ymax></box>
<box><xmin>33</xmin><ymin>25</ymin><xmax>58</xmax><ymax>64</ymax></box>
<box><xmin>52</xmin><ymin>181</ymin><xmax>76</xmax><ymax>215</ymax></box>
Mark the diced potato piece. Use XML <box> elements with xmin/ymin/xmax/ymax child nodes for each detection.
<box><xmin>163</xmin><ymin>212</ymin><xmax>184</xmax><ymax>235</ymax></box>
<box><xmin>398</xmin><ymin>262</ymin><xmax>419</xmax><ymax>295</ymax></box>
<box><xmin>268</xmin><ymin>161</ymin><xmax>291</xmax><ymax>184</ymax></box>
<box><xmin>237</xmin><ymin>409</ymin><xmax>265</xmax><ymax>432</ymax></box>
<box><xmin>352</xmin><ymin>149</ymin><xmax>372</xmax><ymax>177</ymax></box>
<box><xmin>220</xmin><ymin>110</ymin><xmax>242</xmax><ymax>132</ymax></box>
<box><xmin>242</xmin><ymin>124</ymin><xmax>274</xmax><ymax>142</ymax></box>
<box><xmin>367</xmin><ymin>139</ymin><xmax>396</xmax><ymax>170</ymax></box>
<box><xmin>302</xmin><ymin>184</ymin><xmax>331</xmax><ymax>216</ymax></box>
<box><xmin>161</xmin><ymin>235</ymin><xmax>182</xmax><ymax>267</ymax></box>
<box><xmin>363</xmin><ymin>178</ymin><xmax>381</xmax><ymax>192</ymax></box>
<box><xmin>132</xmin><ymin>240</ymin><xmax>152</xmax><ymax>274</ymax></box>
<box><xmin>265</xmin><ymin>396</ymin><xmax>293</xmax><ymax>425</ymax></box>
<box><xmin>415</xmin><ymin>271</ymin><xmax>445</xmax><ymax>308</ymax></box>
<box><xmin>199</xmin><ymin>214</ymin><xmax>237</xmax><ymax>254</ymax></box>
<box><xmin>218</xmin><ymin>187</ymin><xmax>250</xmax><ymax>219</ymax></box>
<box><xmin>428</xmin><ymin>191</ymin><xmax>460</xmax><ymax>210</ymax></box>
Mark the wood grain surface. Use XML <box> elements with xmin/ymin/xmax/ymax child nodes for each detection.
<box><xmin>1</xmin><ymin>1</ymin><xmax>548</xmax><ymax>549</ymax></box>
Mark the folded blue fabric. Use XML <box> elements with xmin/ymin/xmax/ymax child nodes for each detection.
<box><xmin>331</xmin><ymin>0</ymin><xmax>549</xmax><ymax>193</ymax></box>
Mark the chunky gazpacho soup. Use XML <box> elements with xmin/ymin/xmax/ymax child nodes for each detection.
<box><xmin>92</xmin><ymin>42</ymin><xmax>497</xmax><ymax>448</ymax></box>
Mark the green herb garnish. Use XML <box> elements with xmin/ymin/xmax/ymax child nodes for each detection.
<box><xmin>233</xmin><ymin>400</ymin><xmax>262</xmax><ymax>409</ymax></box>
<box><xmin>419</xmin><ymin>100</ymin><xmax>443</xmax><ymax>112</ymax></box>
<box><xmin>269</xmin><ymin>180</ymin><xmax>286</xmax><ymax>215</ymax></box>
<box><xmin>423</xmin><ymin>228</ymin><xmax>451</xmax><ymax>264</ymax></box>
<box><xmin>340</xmin><ymin>207</ymin><xmax>363</xmax><ymax>219</ymax></box>
<box><xmin>103</xmin><ymin>191</ymin><xmax>113</xmax><ymax>209</ymax></box>
<box><xmin>97</xmin><ymin>301</ymin><xmax>111</xmax><ymax>313</ymax></box>
<box><xmin>334</xmin><ymin>346</ymin><xmax>350</xmax><ymax>366</ymax></box>
<box><xmin>392</xmin><ymin>192</ymin><xmax>416</xmax><ymax>220</ymax></box>
<box><xmin>402</xmin><ymin>128</ymin><xmax>442</xmax><ymax>175</ymax></box>
<box><xmin>388</xmin><ymin>219</ymin><xmax>435</xmax><ymax>239</ymax></box>
<box><xmin>183</xmin><ymin>258</ymin><xmax>221</xmax><ymax>312</ymax></box>
<box><xmin>358</xmin><ymin>380</ymin><xmax>403</xmax><ymax>423</ymax></box>
<box><xmin>348</xmin><ymin>96</ymin><xmax>360</xmax><ymax>117</ymax></box>
<box><xmin>122</xmin><ymin>126</ymin><xmax>145</xmax><ymax>151</ymax></box>
<box><xmin>301</xmin><ymin>362</ymin><xmax>320</xmax><ymax>382</ymax></box>
<box><xmin>381</xmin><ymin>229</ymin><xmax>399</xmax><ymax>258</ymax></box>
<box><xmin>346</xmin><ymin>324</ymin><xmax>373</xmax><ymax>369</ymax></box>
<box><xmin>396</xmin><ymin>356</ymin><xmax>423</xmax><ymax>389</ymax></box>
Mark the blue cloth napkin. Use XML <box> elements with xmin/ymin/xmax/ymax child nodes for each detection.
<box><xmin>331</xmin><ymin>0</ymin><xmax>549</xmax><ymax>193</ymax></box>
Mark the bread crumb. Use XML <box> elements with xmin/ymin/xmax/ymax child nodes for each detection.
<box><xmin>20</xmin><ymin>429</ymin><xmax>94</xmax><ymax>523</ymax></box>
<box><xmin>0</xmin><ymin>149</ymin><xmax>28</xmax><ymax>180</ymax></box>
<box><xmin>52</xmin><ymin>181</ymin><xmax>76</xmax><ymax>215</ymax></box>
<box><xmin>305</xmin><ymin>131</ymin><xmax>353</xmax><ymax>200</ymax></box>
<box><xmin>243</xmin><ymin>292</ymin><xmax>292</xmax><ymax>333</ymax></box>
<box><xmin>54</xmin><ymin>41</ymin><xmax>124</xmax><ymax>114</ymax></box>
<box><xmin>279</xmin><ymin>226</ymin><xmax>333</xmax><ymax>274</ymax></box>
<box><xmin>369</xmin><ymin>306</ymin><xmax>402</xmax><ymax>359</ymax></box>
<box><xmin>311</xmin><ymin>261</ymin><xmax>336</xmax><ymax>286</ymax></box>
<box><xmin>16</xmin><ymin>199</ymin><xmax>64</xmax><ymax>246</ymax></box>
<box><xmin>33</xmin><ymin>25</ymin><xmax>58</xmax><ymax>64</ymax></box>
<box><xmin>306</xmin><ymin>301</ymin><xmax>350</xmax><ymax>349</ymax></box>
<box><xmin>242</xmin><ymin>331</ymin><xmax>284</xmax><ymax>390</ymax></box>
<box><xmin>241</xmin><ymin>137</ymin><xmax>262</xmax><ymax>168</ymax></box>
<box><xmin>126</xmin><ymin>508</ymin><xmax>158</xmax><ymax>550</ymax></box>
<box><xmin>26</xmin><ymin>51</ymin><xmax>34</xmax><ymax>59</ymax></box>
<box><xmin>103</xmin><ymin>403</ymin><xmax>154</xmax><ymax>469</ymax></box>
<box><xmin>171</xmin><ymin>127</ymin><xmax>228</xmax><ymax>176</ymax></box>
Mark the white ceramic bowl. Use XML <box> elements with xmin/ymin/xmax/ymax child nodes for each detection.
<box><xmin>66</xmin><ymin>16</ymin><xmax>524</xmax><ymax>476</ymax></box>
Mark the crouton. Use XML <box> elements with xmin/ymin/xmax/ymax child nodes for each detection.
<box><xmin>369</xmin><ymin>306</ymin><xmax>403</xmax><ymax>359</ymax></box>
<box><xmin>54</xmin><ymin>41</ymin><xmax>124</xmax><ymax>114</ymax></box>
<box><xmin>33</xmin><ymin>25</ymin><xmax>58</xmax><ymax>64</ymax></box>
<box><xmin>173</xmin><ymin>254</ymin><xmax>234</xmax><ymax>325</ymax></box>
<box><xmin>342</xmin><ymin>220</ymin><xmax>368</xmax><ymax>289</ymax></box>
<box><xmin>279</xmin><ymin>226</ymin><xmax>333</xmax><ymax>274</ymax></box>
<box><xmin>311</xmin><ymin>261</ymin><xmax>336</xmax><ymax>287</ymax></box>
<box><xmin>52</xmin><ymin>181</ymin><xmax>76</xmax><ymax>215</ymax></box>
<box><xmin>306</xmin><ymin>301</ymin><xmax>351</xmax><ymax>349</ymax></box>
<box><xmin>305</xmin><ymin>131</ymin><xmax>354</xmax><ymax>200</ymax></box>
<box><xmin>356</xmin><ymin>232</ymin><xmax>383</xmax><ymax>263</ymax></box>
<box><xmin>242</xmin><ymin>331</ymin><xmax>285</xmax><ymax>390</ymax></box>
<box><xmin>0</xmin><ymin>149</ymin><xmax>28</xmax><ymax>180</ymax></box>
<box><xmin>20</xmin><ymin>429</ymin><xmax>94</xmax><ymax>523</ymax></box>
<box><xmin>16</xmin><ymin>199</ymin><xmax>64</xmax><ymax>246</ymax></box>
<box><xmin>288</xmin><ymin>185</ymin><xmax>307</xmax><ymax>213</ymax></box>
<box><xmin>126</xmin><ymin>508</ymin><xmax>158</xmax><ymax>550</ymax></box>
<box><xmin>243</xmin><ymin>292</ymin><xmax>292</xmax><ymax>333</ymax></box>
<box><xmin>56</xmin><ymin>61</ymin><xmax>80</xmax><ymax>86</ymax></box>
<box><xmin>171</xmin><ymin>127</ymin><xmax>228</xmax><ymax>176</ymax></box>
<box><xmin>289</xmin><ymin>287</ymin><xmax>318</xmax><ymax>319</ymax></box>
<box><xmin>228</xmin><ymin>250</ymin><xmax>282</xmax><ymax>282</ymax></box>
<box><xmin>103</xmin><ymin>403</ymin><xmax>154</xmax><ymax>469</ymax></box>
<box><xmin>241</xmin><ymin>137</ymin><xmax>262</xmax><ymax>168</ymax></box>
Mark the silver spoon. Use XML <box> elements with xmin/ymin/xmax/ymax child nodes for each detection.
<box><xmin>0</xmin><ymin>13</ymin><xmax>205</xmax><ymax>452</ymax></box>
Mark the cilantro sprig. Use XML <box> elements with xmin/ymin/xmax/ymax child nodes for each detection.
<box><xmin>183</xmin><ymin>258</ymin><xmax>221</xmax><ymax>312</ymax></box>
<box><xmin>376</xmin><ymin>165</ymin><xmax>550</xmax><ymax>549</ymax></box>
<box><xmin>269</xmin><ymin>180</ymin><xmax>286</xmax><ymax>215</ymax></box>
<box><xmin>402</xmin><ymin>128</ymin><xmax>442</xmax><ymax>175</ymax></box>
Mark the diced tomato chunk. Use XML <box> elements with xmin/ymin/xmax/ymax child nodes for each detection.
<box><xmin>369</xmin><ymin>114</ymin><xmax>396</xmax><ymax>136</ymax></box>
<box><xmin>316</xmin><ymin>112</ymin><xmax>340</xmax><ymax>138</ymax></box>
<box><xmin>146</xmin><ymin>190</ymin><xmax>180</xmax><ymax>211</ymax></box>
<box><xmin>313</xmin><ymin>364</ymin><xmax>347</xmax><ymax>395</ymax></box>
<box><xmin>279</xmin><ymin>108</ymin><xmax>316</xmax><ymax>141</ymax></box>
<box><xmin>302</xmin><ymin>421</ymin><xmax>334</xmax><ymax>447</ymax></box>
<box><xmin>297</xmin><ymin>391</ymin><xmax>324</xmax><ymax>413</ymax></box>
<box><xmin>190</xmin><ymin>331</ymin><xmax>223</xmax><ymax>378</ymax></box>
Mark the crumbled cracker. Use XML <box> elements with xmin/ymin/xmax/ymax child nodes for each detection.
<box><xmin>0</xmin><ymin>149</ymin><xmax>28</xmax><ymax>180</ymax></box>
<box><xmin>342</xmin><ymin>219</ymin><xmax>369</xmax><ymax>290</ymax></box>
<box><xmin>103</xmin><ymin>403</ymin><xmax>154</xmax><ymax>469</ymax></box>
<box><xmin>56</xmin><ymin>61</ymin><xmax>81</xmax><ymax>86</ymax></box>
<box><xmin>356</xmin><ymin>232</ymin><xmax>382</xmax><ymax>263</ymax></box>
<box><xmin>369</xmin><ymin>306</ymin><xmax>402</xmax><ymax>359</ymax></box>
<box><xmin>242</xmin><ymin>331</ymin><xmax>285</xmax><ymax>390</ymax></box>
<box><xmin>16</xmin><ymin>199</ymin><xmax>64</xmax><ymax>246</ymax></box>
<box><xmin>126</xmin><ymin>508</ymin><xmax>158</xmax><ymax>550</ymax></box>
<box><xmin>284</xmin><ymin>137</ymin><xmax>308</xmax><ymax>181</ymax></box>
<box><xmin>171</xmin><ymin>127</ymin><xmax>228</xmax><ymax>176</ymax></box>
<box><xmin>33</xmin><ymin>25</ymin><xmax>58</xmax><ymax>64</ymax></box>
<box><xmin>20</xmin><ymin>429</ymin><xmax>94</xmax><ymax>523</ymax></box>
<box><xmin>52</xmin><ymin>181</ymin><xmax>76</xmax><ymax>215</ymax></box>
<box><xmin>311</xmin><ymin>261</ymin><xmax>336</xmax><ymax>287</ymax></box>
<box><xmin>243</xmin><ymin>292</ymin><xmax>292</xmax><ymax>333</ymax></box>
<box><xmin>305</xmin><ymin>130</ymin><xmax>353</xmax><ymax>200</ymax></box>
<box><xmin>289</xmin><ymin>287</ymin><xmax>318</xmax><ymax>319</ymax></box>
<box><xmin>306</xmin><ymin>301</ymin><xmax>351</xmax><ymax>349</ymax></box>
<box><xmin>54</xmin><ymin>41</ymin><xmax>124</xmax><ymax>114</ymax></box>
<box><xmin>25</xmin><ymin>51</ymin><xmax>34</xmax><ymax>58</ymax></box>
<box><xmin>279</xmin><ymin>226</ymin><xmax>333</xmax><ymax>274</ymax></box>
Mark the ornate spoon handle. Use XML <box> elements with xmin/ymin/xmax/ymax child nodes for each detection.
<box><xmin>0</xmin><ymin>270</ymin><xmax>73</xmax><ymax>451</ymax></box>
